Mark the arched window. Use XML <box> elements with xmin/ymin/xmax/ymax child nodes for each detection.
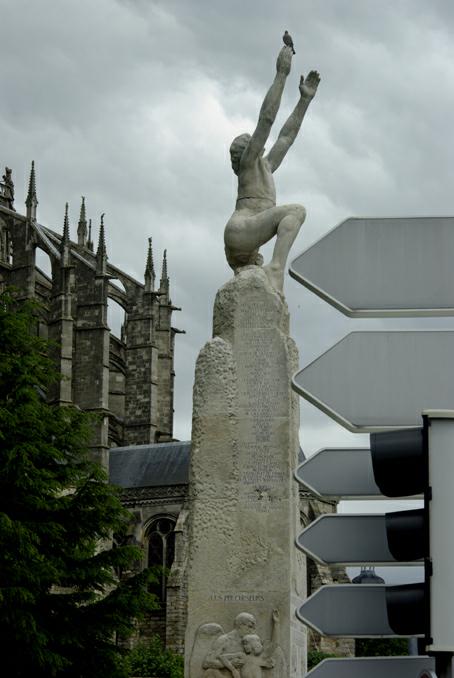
<box><xmin>146</xmin><ymin>516</ymin><xmax>176</xmax><ymax>605</ymax></box>
<box><xmin>107</xmin><ymin>296</ymin><xmax>126</xmax><ymax>340</ymax></box>
<box><xmin>35</xmin><ymin>246</ymin><xmax>53</xmax><ymax>280</ymax></box>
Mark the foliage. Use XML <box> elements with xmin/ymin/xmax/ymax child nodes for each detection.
<box><xmin>307</xmin><ymin>650</ymin><xmax>337</xmax><ymax>670</ymax></box>
<box><xmin>126</xmin><ymin>636</ymin><xmax>184</xmax><ymax>678</ymax></box>
<box><xmin>0</xmin><ymin>291</ymin><xmax>160</xmax><ymax>677</ymax></box>
<box><xmin>356</xmin><ymin>637</ymin><xmax>409</xmax><ymax>657</ymax></box>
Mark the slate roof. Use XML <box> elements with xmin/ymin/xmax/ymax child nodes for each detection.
<box><xmin>109</xmin><ymin>441</ymin><xmax>305</xmax><ymax>489</ymax></box>
<box><xmin>109</xmin><ymin>441</ymin><xmax>191</xmax><ymax>488</ymax></box>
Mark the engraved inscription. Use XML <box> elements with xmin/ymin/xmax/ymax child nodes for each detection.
<box><xmin>234</xmin><ymin>297</ymin><xmax>290</xmax><ymax>512</ymax></box>
<box><xmin>209</xmin><ymin>592</ymin><xmax>266</xmax><ymax>602</ymax></box>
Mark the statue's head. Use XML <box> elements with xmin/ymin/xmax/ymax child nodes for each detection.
<box><xmin>234</xmin><ymin>612</ymin><xmax>256</xmax><ymax>636</ymax></box>
<box><xmin>230</xmin><ymin>133</ymin><xmax>251</xmax><ymax>175</ymax></box>
<box><xmin>242</xmin><ymin>634</ymin><xmax>263</xmax><ymax>656</ymax></box>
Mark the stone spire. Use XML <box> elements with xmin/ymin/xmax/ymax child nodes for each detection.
<box><xmin>25</xmin><ymin>160</ymin><xmax>38</xmax><ymax>222</ymax></box>
<box><xmin>144</xmin><ymin>237</ymin><xmax>155</xmax><ymax>292</ymax></box>
<box><xmin>96</xmin><ymin>213</ymin><xmax>108</xmax><ymax>275</ymax></box>
<box><xmin>87</xmin><ymin>218</ymin><xmax>93</xmax><ymax>251</ymax></box>
<box><xmin>159</xmin><ymin>249</ymin><xmax>168</xmax><ymax>288</ymax></box>
<box><xmin>61</xmin><ymin>202</ymin><xmax>71</xmax><ymax>266</ymax></box>
<box><xmin>77</xmin><ymin>196</ymin><xmax>87</xmax><ymax>247</ymax></box>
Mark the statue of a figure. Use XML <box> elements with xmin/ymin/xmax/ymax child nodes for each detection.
<box><xmin>2</xmin><ymin>167</ymin><xmax>15</xmax><ymax>211</ymax></box>
<box><xmin>224</xmin><ymin>43</ymin><xmax>320</xmax><ymax>292</ymax></box>
<box><xmin>202</xmin><ymin>612</ymin><xmax>257</xmax><ymax>678</ymax></box>
<box><xmin>190</xmin><ymin>610</ymin><xmax>285</xmax><ymax>678</ymax></box>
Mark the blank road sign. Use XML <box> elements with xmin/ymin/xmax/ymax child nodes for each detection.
<box><xmin>293</xmin><ymin>331</ymin><xmax>454</xmax><ymax>431</ymax></box>
<box><xmin>290</xmin><ymin>216</ymin><xmax>454</xmax><ymax>316</ymax></box>
<box><xmin>296</xmin><ymin>514</ymin><xmax>422</xmax><ymax>565</ymax></box>
<box><xmin>297</xmin><ymin>584</ymin><xmax>396</xmax><ymax>636</ymax></box>
<box><xmin>295</xmin><ymin>448</ymin><xmax>382</xmax><ymax>498</ymax></box>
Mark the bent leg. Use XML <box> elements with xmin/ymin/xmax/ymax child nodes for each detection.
<box><xmin>224</xmin><ymin>204</ymin><xmax>305</xmax><ymax>284</ymax></box>
<box><xmin>264</xmin><ymin>204</ymin><xmax>306</xmax><ymax>291</ymax></box>
<box><xmin>225</xmin><ymin>205</ymin><xmax>299</xmax><ymax>253</ymax></box>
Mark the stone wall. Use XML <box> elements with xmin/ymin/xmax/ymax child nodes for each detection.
<box><xmin>0</xmin><ymin>177</ymin><xmax>180</xmax><ymax>455</ymax></box>
<box><xmin>185</xmin><ymin>266</ymin><xmax>305</xmax><ymax>677</ymax></box>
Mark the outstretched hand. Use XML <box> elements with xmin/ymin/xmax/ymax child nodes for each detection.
<box><xmin>276</xmin><ymin>46</ymin><xmax>293</xmax><ymax>76</ymax></box>
<box><xmin>299</xmin><ymin>71</ymin><xmax>320</xmax><ymax>99</ymax></box>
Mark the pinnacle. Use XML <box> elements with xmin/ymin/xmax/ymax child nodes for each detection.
<box><xmin>62</xmin><ymin>202</ymin><xmax>70</xmax><ymax>243</ymax></box>
<box><xmin>160</xmin><ymin>248</ymin><xmax>168</xmax><ymax>283</ymax></box>
<box><xmin>87</xmin><ymin>218</ymin><xmax>93</xmax><ymax>251</ymax></box>
<box><xmin>26</xmin><ymin>160</ymin><xmax>38</xmax><ymax>207</ymax></box>
<box><xmin>96</xmin><ymin>213</ymin><xmax>107</xmax><ymax>258</ymax></box>
<box><xmin>79</xmin><ymin>196</ymin><xmax>86</xmax><ymax>224</ymax></box>
<box><xmin>145</xmin><ymin>237</ymin><xmax>155</xmax><ymax>278</ymax></box>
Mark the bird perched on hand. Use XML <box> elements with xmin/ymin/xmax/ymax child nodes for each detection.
<box><xmin>283</xmin><ymin>30</ymin><xmax>295</xmax><ymax>54</ymax></box>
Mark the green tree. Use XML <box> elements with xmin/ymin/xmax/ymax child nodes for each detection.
<box><xmin>356</xmin><ymin>637</ymin><xmax>409</xmax><ymax>657</ymax></box>
<box><xmin>307</xmin><ymin>650</ymin><xmax>336</xmax><ymax>670</ymax></box>
<box><xmin>126</xmin><ymin>636</ymin><xmax>184</xmax><ymax>678</ymax></box>
<box><xmin>0</xmin><ymin>292</ymin><xmax>159</xmax><ymax>678</ymax></box>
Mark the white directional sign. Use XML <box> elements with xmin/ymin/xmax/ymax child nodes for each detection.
<box><xmin>297</xmin><ymin>584</ymin><xmax>421</xmax><ymax>637</ymax></box>
<box><xmin>290</xmin><ymin>216</ymin><xmax>454</xmax><ymax>317</ymax></box>
<box><xmin>306</xmin><ymin>656</ymin><xmax>435</xmax><ymax>678</ymax></box>
<box><xmin>293</xmin><ymin>330</ymin><xmax>454</xmax><ymax>431</ymax></box>
<box><xmin>297</xmin><ymin>514</ymin><xmax>422</xmax><ymax>565</ymax></box>
<box><xmin>296</xmin><ymin>447</ymin><xmax>382</xmax><ymax>498</ymax></box>
<box><xmin>296</xmin><ymin>447</ymin><xmax>423</xmax><ymax>498</ymax></box>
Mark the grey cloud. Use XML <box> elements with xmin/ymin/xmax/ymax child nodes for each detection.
<box><xmin>3</xmin><ymin>0</ymin><xmax>454</xmax><ymax>473</ymax></box>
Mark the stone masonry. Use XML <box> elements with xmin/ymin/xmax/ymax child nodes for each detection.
<box><xmin>0</xmin><ymin>163</ymin><xmax>182</xmax><ymax>464</ymax></box>
<box><xmin>185</xmin><ymin>266</ymin><xmax>305</xmax><ymax>677</ymax></box>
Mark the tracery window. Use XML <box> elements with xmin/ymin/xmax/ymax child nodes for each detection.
<box><xmin>147</xmin><ymin>516</ymin><xmax>176</xmax><ymax>605</ymax></box>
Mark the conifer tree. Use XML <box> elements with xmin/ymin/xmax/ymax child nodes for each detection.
<box><xmin>0</xmin><ymin>292</ymin><xmax>159</xmax><ymax>677</ymax></box>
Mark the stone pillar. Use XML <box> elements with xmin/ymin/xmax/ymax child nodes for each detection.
<box><xmin>72</xmin><ymin>265</ymin><xmax>110</xmax><ymax>470</ymax></box>
<box><xmin>48</xmin><ymin>257</ymin><xmax>75</xmax><ymax>405</ymax></box>
<box><xmin>8</xmin><ymin>219</ymin><xmax>36</xmax><ymax>300</ymax></box>
<box><xmin>124</xmin><ymin>289</ymin><xmax>159</xmax><ymax>445</ymax></box>
<box><xmin>156</xmin><ymin>299</ymin><xmax>176</xmax><ymax>442</ymax></box>
<box><xmin>185</xmin><ymin>266</ymin><xmax>306</xmax><ymax>678</ymax></box>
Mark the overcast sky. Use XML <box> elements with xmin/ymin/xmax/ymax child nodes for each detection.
<box><xmin>3</xmin><ymin>0</ymin><xmax>454</xmax><ymax>583</ymax></box>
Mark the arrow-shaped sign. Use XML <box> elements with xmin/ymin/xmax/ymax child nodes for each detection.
<box><xmin>297</xmin><ymin>584</ymin><xmax>423</xmax><ymax>637</ymax></box>
<box><xmin>296</xmin><ymin>447</ymin><xmax>424</xmax><ymax>498</ymax></box>
<box><xmin>290</xmin><ymin>216</ymin><xmax>454</xmax><ymax>317</ymax></box>
<box><xmin>297</xmin><ymin>514</ymin><xmax>423</xmax><ymax>565</ymax></box>
<box><xmin>296</xmin><ymin>447</ymin><xmax>379</xmax><ymax>498</ymax></box>
<box><xmin>306</xmin><ymin>656</ymin><xmax>435</xmax><ymax>678</ymax></box>
<box><xmin>293</xmin><ymin>330</ymin><xmax>454</xmax><ymax>431</ymax></box>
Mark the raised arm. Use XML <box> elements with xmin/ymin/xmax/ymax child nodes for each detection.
<box><xmin>241</xmin><ymin>46</ymin><xmax>293</xmax><ymax>167</ymax></box>
<box><xmin>266</xmin><ymin>70</ymin><xmax>320</xmax><ymax>172</ymax></box>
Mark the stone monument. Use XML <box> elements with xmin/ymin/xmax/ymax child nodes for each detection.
<box><xmin>185</xmin><ymin>41</ymin><xmax>320</xmax><ymax>678</ymax></box>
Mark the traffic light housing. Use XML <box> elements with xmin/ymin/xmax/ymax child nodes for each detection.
<box><xmin>370</xmin><ymin>412</ymin><xmax>454</xmax><ymax>652</ymax></box>
<box><xmin>370</xmin><ymin>420</ymin><xmax>429</xmax><ymax>639</ymax></box>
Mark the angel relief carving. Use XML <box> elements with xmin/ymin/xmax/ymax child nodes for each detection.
<box><xmin>190</xmin><ymin>610</ymin><xmax>286</xmax><ymax>678</ymax></box>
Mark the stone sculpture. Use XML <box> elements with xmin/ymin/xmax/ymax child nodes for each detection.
<box><xmin>190</xmin><ymin>610</ymin><xmax>284</xmax><ymax>678</ymax></box>
<box><xmin>2</xmin><ymin>167</ymin><xmax>15</xmax><ymax>210</ymax></box>
<box><xmin>224</xmin><ymin>44</ymin><xmax>320</xmax><ymax>292</ymax></box>
<box><xmin>186</xmin><ymin>35</ymin><xmax>312</xmax><ymax>677</ymax></box>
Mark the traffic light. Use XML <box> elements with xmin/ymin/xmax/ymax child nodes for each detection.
<box><xmin>369</xmin><ymin>422</ymin><xmax>429</xmax><ymax>638</ymax></box>
<box><xmin>297</xmin><ymin>411</ymin><xmax>454</xmax><ymax>657</ymax></box>
<box><xmin>371</xmin><ymin>411</ymin><xmax>454</xmax><ymax>653</ymax></box>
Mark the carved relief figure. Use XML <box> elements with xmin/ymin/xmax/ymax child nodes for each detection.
<box><xmin>241</xmin><ymin>609</ymin><xmax>282</xmax><ymax>678</ymax></box>
<box><xmin>190</xmin><ymin>610</ymin><xmax>285</xmax><ymax>678</ymax></box>
<box><xmin>202</xmin><ymin>612</ymin><xmax>256</xmax><ymax>678</ymax></box>
<box><xmin>224</xmin><ymin>40</ymin><xmax>320</xmax><ymax>293</ymax></box>
<box><xmin>241</xmin><ymin>634</ymin><xmax>274</xmax><ymax>678</ymax></box>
